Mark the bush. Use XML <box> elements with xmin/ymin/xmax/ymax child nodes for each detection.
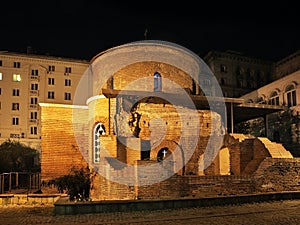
<box><xmin>52</xmin><ymin>166</ymin><xmax>93</xmax><ymax>201</ymax></box>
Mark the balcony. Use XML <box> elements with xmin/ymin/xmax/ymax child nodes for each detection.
<box><xmin>30</xmin><ymin>90</ymin><xmax>39</xmax><ymax>95</ymax></box>
<box><xmin>29</xmin><ymin>104</ymin><xmax>38</xmax><ymax>109</ymax></box>
<box><xmin>29</xmin><ymin>119</ymin><xmax>38</xmax><ymax>123</ymax></box>
<box><xmin>30</xmin><ymin>76</ymin><xmax>40</xmax><ymax>81</ymax></box>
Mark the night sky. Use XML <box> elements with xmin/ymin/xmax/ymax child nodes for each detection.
<box><xmin>1</xmin><ymin>1</ymin><xmax>299</xmax><ymax>61</ymax></box>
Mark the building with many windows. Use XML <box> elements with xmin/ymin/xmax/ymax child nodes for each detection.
<box><xmin>203</xmin><ymin>50</ymin><xmax>274</xmax><ymax>98</ymax></box>
<box><xmin>0</xmin><ymin>51</ymin><xmax>88</xmax><ymax>151</ymax></box>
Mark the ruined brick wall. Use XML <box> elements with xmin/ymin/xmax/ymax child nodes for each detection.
<box><xmin>40</xmin><ymin>104</ymin><xmax>89</xmax><ymax>182</ymax></box>
<box><xmin>138</xmin><ymin>157</ymin><xmax>300</xmax><ymax>199</ymax></box>
<box><xmin>91</xmin><ymin>173</ymin><xmax>136</xmax><ymax>200</ymax></box>
<box><xmin>137</xmin><ymin>175</ymin><xmax>255</xmax><ymax>199</ymax></box>
<box><xmin>254</xmin><ymin>157</ymin><xmax>300</xmax><ymax>192</ymax></box>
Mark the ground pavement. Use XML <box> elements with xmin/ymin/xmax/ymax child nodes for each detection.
<box><xmin>0</xmin><ymin>199</ymin><xmax>300</xmax><ymax>224</ymax></box>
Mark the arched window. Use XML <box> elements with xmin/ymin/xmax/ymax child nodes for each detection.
<box><xmin>285</xmin><ymin>84</ymin><xmax>297</xmax><ymax>107</ymax></box>
<box><xmin>269</xmin><ymin>91</ymin><xmax>279</xmax><ymax>105</ymax></box>
<box><xmin>154</xmin><ymin>72</ymin><xmax>162</xmax><ymax>92</ymax></box>
<box><xmin>157</xmin><ymin>147</ymin><xmax>169</xmax><ymax>162</ymax></box>
<box><xmin>256</xmin><ymin>96</ymin><xmax>266</xmax><ymax>104</ymax></box>
<box><xmin>93</xmin><ymin>123</ymin><xmax>106</xmax><ymax>163</ymax></box>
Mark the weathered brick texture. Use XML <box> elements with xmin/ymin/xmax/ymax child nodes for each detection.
<box><xmin>40</xmin><ymin>104</ymin><xmax>89</xmax><ymax>182</ymax></box>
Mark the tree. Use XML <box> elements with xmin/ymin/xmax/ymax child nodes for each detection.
<box><xmin>0</xmin><ymin>139</ymin><xmax>40</xmax><ymax>173</ymax></box>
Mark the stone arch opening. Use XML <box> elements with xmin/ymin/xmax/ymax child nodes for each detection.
<box><xmin>93</xmin><ymin>122</ymin><xmax>106</xmax><ymax>163</ymax></box>
<box><xmin>157</xmin><ymin>147</ymin><xmax>170</xmax><ymax>162</ymax></box>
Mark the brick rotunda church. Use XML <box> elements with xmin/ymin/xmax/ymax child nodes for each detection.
<box><xmin>40</xmin><ymin>40</ymin><xmax>297</xmax><ymax>200</ymax></box>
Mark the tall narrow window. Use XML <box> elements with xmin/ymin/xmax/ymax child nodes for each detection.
<box><xmin>13</xmin><ymin>62</ymin><xmax>20</xmax><ymax>68</ymax></box>
<box><xmin>220</xmin><ymin>64</ymin><xmax>227</xmax><ymax>73</ymax></box>
<box><xmin>12</xmin><ymin>117</ymin><xmax>19</xmax><ymax>125</ymax></box>
<box><xmin>31</xmin><ymin>69</ymin><xmax>38</xmax><ymax>76</ymax></box>
<box><xmin>65</xmin><ymin>79</ymin><xmax>71</xmax><ymax>86</ymax></box>
<box><xmin>48</xmin><ymin>65</ymin><xmax>55</xmax><ymax>72</ymax></box>
<box><xmin>48</xmin><ymin>91</ymin><xmax>55</xmax><ymax>99</ymax></box>
<box><xmin>31</xmin><ymin>83</ymin><xmax>38</xmax><ymax>90</ymax></box>
<box><xmin>286</xmin><ymin>84</ymin><xmax>297</xmax><ymax>107</ymax></box>
<box><xmin>30</xmin><ymin>126</ymin><xmax>38</xmax><ymax>135</ymax></box>
<box><xmin>0</xmin><ymin>72</ymin><xmax>2</xmax><ymax>80</ymax></box>
<box><xmin>94</xmin><ymin>123</ymin><xmax>106</xmax><ymax>163</ymax></box>
<box><xmin>30</xmin><ymin>97</ymin><xmax>38</xmax><ymax>105</ymax></box>
<box><xmin>64</xmin><ymin>92</ymin><xmax>71</xmax><ymax>100</ymax></box>
<box><xmin>269</xmin><ymin>91</ymin><xmax>279</xmax><ymax>105</ymax></box>
<box><xmin>30</xmin><ymin>111</ymin><xmax>38</xmax><ymax>119</ymax></box>
<box><xmin>154</xmin><ymin>72</ymin><xmax>162</xmax><ymax>92</ymax></box>
<box><xmin>65</xmin><ymin>67</ymin><xmax>72</xmax><ymax>74</ymax></box>
<box><xmin>48</xmin><ymin>77</ymin><xmax>55</xmax><ymax>85</ymax></box>
<box><xmin>12</xmin><ymin>103</ymin><xmax>19</xmax><ymax>110</ymax></box>
<box><xmin>13</xmin><ymin>74</ymin><xmax>21</xmax><ymax>82</ymax></box>
<box><xmin>12</xmin><ymin>89</ymin><xmax>20</xmax><ymax>96</ymax></box>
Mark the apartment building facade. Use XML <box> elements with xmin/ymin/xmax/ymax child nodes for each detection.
<box><xmin>0</xmin><ymin>51</ymin><xmax>89</xmax><ymax>151</ymax></box>
<box><xmin>203</xmin><ymin>50</ymin><xmax>274</xmax><ymax>98</ymax></box>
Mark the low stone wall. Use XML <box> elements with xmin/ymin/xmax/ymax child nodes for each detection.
<box><xmin>0</xmin><ymin>194</ymin><xmax>65</xmax><ymax>205</ymax></box>
<box><xmin>54</xmin><ymin>191</ymin><xmax>300</xmax><ymax>215</ymax></box>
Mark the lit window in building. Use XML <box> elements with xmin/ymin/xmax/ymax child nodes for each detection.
<box><xmin>48</xmin><ymin>91</ymin><xmax>55</xmax><ymax>99</ymax></box>
<box><xmin>64</xmin><ymin>92</ymin><xmax>71</xmax><ymax>100</ymax></box>
<box><xmin>12</xmin><ymin>117</ymin><xmax>19</xmax><ymax>125</ymax></box>
<box><xmin>94</xmin><ymin>123</ymin><xmax>106</xmax><ymax>163</ymax></box>
<box><xmin>65</xmin><ymin>79</ymin><xmax>71</xmax><ymax>86</ymax></box>
<box><xmin>30</xmin><ymin>126</ymin><xmax>37</xmax><ymax>135</ymax></box>
<box><xmin>0</xmin><ymin>72</ymin><xmax>2</xmax><ymax>80</ymax></box>
<box><xmin>12</xmin><ymin>103</ymin><xmax>19</xmax><ymax>110</ymax></box>
<box><xmin>12</xmin><ymin>74</ymin><xmax>21</xmax><ymax>82</ymax></box>
<box><xmin>285</xmin><ymin>84</ymin><xmax>297</xmax><ymax>107</ymax></box>
<box><xmin>13</xmin><ymin>62</ymin><xmax>20</xmax><ymax>68</ymax></box>
<box><xmin>269</xmin><ymin>91</ymin><xmax>279</xmax><ymax>105</ymax></box>
<box><xmin>12</xmin><ymin>89</ymin><xmax>20</xmax><ymax>96</ymax></box>
<box><xmin>48</xmin><ymin>77</ymin><xmax>55</xmax><ymax>85</ymax></box>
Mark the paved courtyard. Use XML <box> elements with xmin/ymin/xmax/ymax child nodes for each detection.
<box><xmin>0</xmin><ymin>199</ymin><xmax>300</xmax><ymax>224</ymax></box>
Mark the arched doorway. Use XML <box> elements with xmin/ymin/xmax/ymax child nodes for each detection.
<box><xmin>219</xmin><ymin>147</ymin><xmax>230</xmax><ymax>175</ymax></box>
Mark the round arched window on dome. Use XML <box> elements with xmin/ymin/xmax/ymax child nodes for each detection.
<box><xmin>154</xmin><ymin>72</ymin><xmax>162</xmax><ymax>92</ymax></box>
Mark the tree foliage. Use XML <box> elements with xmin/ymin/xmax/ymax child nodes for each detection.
<box><xmin>0</xmin><ymin>139</ymin><xmax>40</xmax><ymax>173</ymax></box>
<box><xmin>50</xmin><ymin>166</ymin><xmax>93</xmax><ymax>201</ymax></box>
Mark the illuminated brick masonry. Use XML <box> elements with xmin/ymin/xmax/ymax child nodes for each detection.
<box><xmin>38</xmin><ymin>41</ymin><xmax>298</xmax><ymax>200</ymax></box>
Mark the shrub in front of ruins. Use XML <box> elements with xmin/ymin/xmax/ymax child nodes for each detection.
<box><xmin>51</xmin><ymin>166</ymin><xmax>93</xmax><ymax>201</ymax></box>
